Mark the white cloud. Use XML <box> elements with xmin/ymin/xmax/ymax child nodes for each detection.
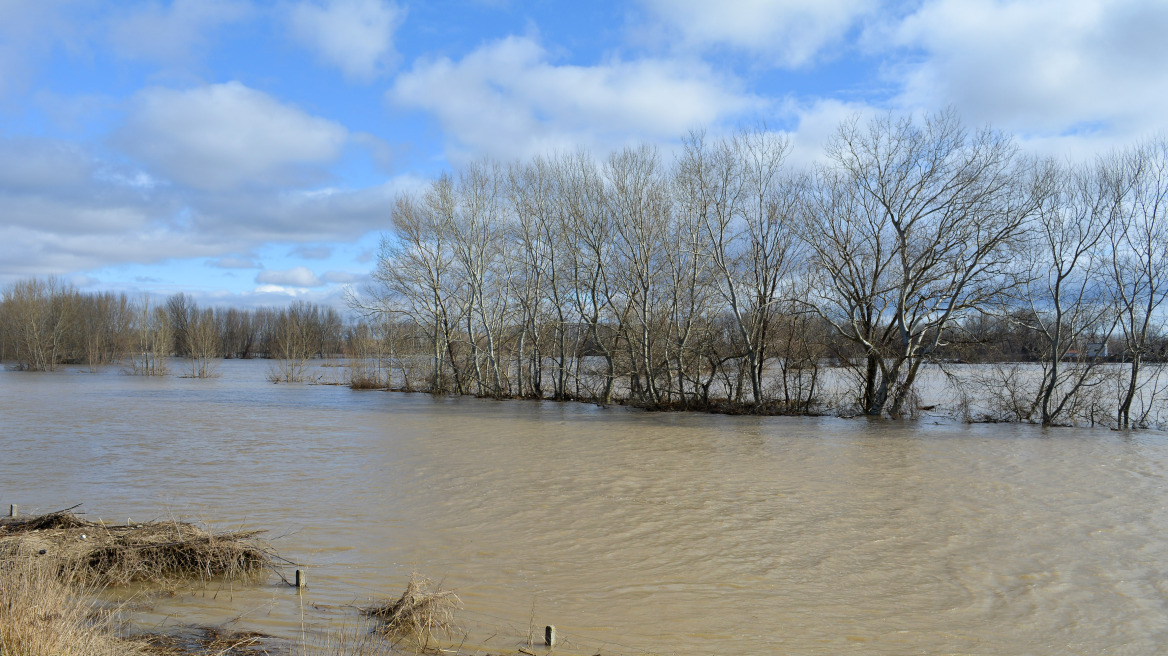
<box><xmin>253</xmin><ymin>283</ymin><xmax>313</xmax><ymax>296</ymax></box>
<box><xmin>777</xmin><ymin>97</ymin><xmax>881</xmax><ymax>166</ymax></box>
<box><xmin>119</xmin><ymin>82</ymin><xmax>348</xmax><ymax>191</ymax></box>
<box><xmin>638</xmin><ymin>0</ymin><xmax>875</xmax><ymax>67</ymax></box>
<box><xmin>289</xmin><ymin>0</ymin><xmax>404</xmax><ymax>81</ymax></box>
<box><xmin>0</xmin><ymin>136</ymin><xmax>419</xmax><ymax>286</ymax></box>
<box><xmin>389</xmin><ymin>36</ymin><xmax>763</xmax><ymax>161</ymax></box>
<box><xmin>256</xmin><ymin>266</ymin><xmax>324</xmax><ymax>287</ymax></box>
<box><xmin>108</xmin><ymin>0</ymin><xmax>251</xmax><ymax>64</ymax></box>
<box><xmin>886</xmin><ymin>0</ymin><xmax>1168</xmax><ymax>145</ymax></box>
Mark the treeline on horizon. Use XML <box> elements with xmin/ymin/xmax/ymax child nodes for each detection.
<box><xmin>366</xmin><ymin>110</ymin><xmax>1168</xmax><ymax>428</ymax></box>
<box><xmin>0</xmin><ymin>283</ymin><xmax>351</xmax><ymax>381</ymax></box>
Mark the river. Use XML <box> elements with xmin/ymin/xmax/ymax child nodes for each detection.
<box><xmin>2</xmin><ymin>360</ymin><xmax>1167</xmax><ymax>654</ymax></box>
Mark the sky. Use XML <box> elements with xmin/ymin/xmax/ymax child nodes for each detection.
<box><xmin>2</xmin><ymin>0</ymin><xmax>1167</xmax><ymax>308</ymax></box>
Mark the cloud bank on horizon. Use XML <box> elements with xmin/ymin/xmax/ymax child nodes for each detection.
<box><xmin>1</xmin><ymin>0</ymin><xmax>1166</xmax><ymax>306</ymax></box>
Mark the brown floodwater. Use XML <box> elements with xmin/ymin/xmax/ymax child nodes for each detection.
<box><xmin>3</xmin><ymin>360</ymin><xmax>1168</xmax><ymax>654</ymax></box>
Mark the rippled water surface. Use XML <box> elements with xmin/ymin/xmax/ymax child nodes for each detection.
<box><xmin>4</xmin><ymin>361</ymin><xmax>1168</xmax><ymax>654</ymax></box>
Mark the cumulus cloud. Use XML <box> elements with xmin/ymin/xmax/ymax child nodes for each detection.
<box><xmin>289</xmin><ymin>0</ymin><xmax>405</xmax><ymax>81</ymax></box>
<box><xmin>118</xmin><ymin>82</ymin><xmax>349</xmax><ymax>191</ymax></box>
<box><xmin>0</xmin><ymin>134</ymin><xmax>417</xmax><ymax>285</ymax></box>
<box><xmin>638</xmin><ymin>0</ymin><xmax>874</xmax><ymax>67</ymax></box>
<box><xmin>777</xmin><ymin>97</ymin><xmax>881</xmax><ymax>166</ymax></box>
<box><xmin>188</xmin><ymin>179</ymin><xmax>412</xmax><ymax>242</ymax></box>
<box><xmin>885</xmin><ymin>0</ymin><xmax>1168</xmax><ymax>144</ymax></box>
<box><xmin>256</xmin><ymin>266</ymin><xmax>324</xmax><ymax>287</ymax></box>
<box><xmin>389</xmin><ymin>36</ymin><xmax>762</xmax><ymax>161</ymax></box>
<box><xmin>108</xmin><ymin>0</ymin><xmax>250</xmax><ymax>64</ymax></box>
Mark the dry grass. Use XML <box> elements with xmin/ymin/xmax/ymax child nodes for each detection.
<box><xmin>0</xmin><ymin>509</ymin><xmax>277</xmax><ymax>587</ymax></box>
<box><xmin>347</xmin><ymin>374</ymin><xmax>386</xmax><ymax>390</ymax></box>
<box><xmin>0</xmin><ymin>556</ymin><xmax>145</xmax><ymax>656</ymax></box>
<box><xmin>364</xmin><ymin>574</ymin><xmax>462</xmax><ymax>650</ymax></box>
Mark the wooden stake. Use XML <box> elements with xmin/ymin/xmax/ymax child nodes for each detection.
<box><xmin>9</xmin><ymin>504</ymin><xmax>16</xmax><ymax>518</ymax></box>
<box><xmin>545</xmin><ymin>625</ymin><xmax>556</xmax><ymax>647</ymax></box>
<box><xmin>295</xmin><ymin>569</ymin><xmax>306</xmax><ymax>588</ymax></box>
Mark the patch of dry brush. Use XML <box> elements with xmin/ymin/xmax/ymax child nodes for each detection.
<box><xmin>0</xmin><ymin>509</ymin><xmax>277</xmax><ymax>586</ymax></box>
<box><xmin>364</xmin><ymin>574</ymin><xmax>462</xmax><ymax>649</ymax></box>
<box><xmin>0</xmin><ymin>556</ymin><xmax>144</xmax><ymax>656</ymax></box>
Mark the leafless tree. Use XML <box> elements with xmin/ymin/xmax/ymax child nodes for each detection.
<box><xmin>606</xmin><ymin>144</ymin><xmax>672</xmax><ymax>406</ymax></box>
<box><xmin>370</xmin><ymin>181</ymin><xmax>461</xmax><ymax>393</ymax></box>
<box><xmin>129</xmin><ymin>294</ymin><xmax>170</xmax><ymax>376</ymax></box>
<box><xmin>1017</xmin><ymin>158</ymin><xmax>1122</xmax><ymax>426</ymax></box>
<box><xmin>801</xmin><ymin>110</ymin><xmax>1033</xmax><ymax>416</ymax></box>
<box><xmin>186</xmin><ymin>306</ymin><xmax>220</xmax><ymax>378</ymax></box>
<box><xmin>2</xmin><ymin>277</ymin><xmax>76</xmax><ymax>371</ymax></box>
<box><xmin>268</xmin><ymin>301</ymin><xmax>320</xmax><ymax>383</ymax></box>
<box><xmin>1109</xmin><ymin>138</ymin><xmax>1168</xmax><ymax>427</ymax></box>
<box><xmin>678</xmin><ymin>128</ymin><xmax>802</xmax><ymax>410</ymax></box>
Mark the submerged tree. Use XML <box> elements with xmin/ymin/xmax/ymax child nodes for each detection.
<box><xmin>801</xmin><ymin>110</ymin><xmax>1035</xmax><ymax>416</ymax></box>
<box><xmin>1109</xmin><ymin>138</ymin><xmax>1168</xmax><ymax>428</ymax></box>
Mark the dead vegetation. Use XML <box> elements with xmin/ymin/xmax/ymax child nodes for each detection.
<box><xmin>0</xmin><ymin>556</ymin><xmax>145</xmax><ymax>656</ymax></box>
<box><xmin>133</xmin><ymin>626</ymin><xmax>280</xmax><ymax>656</ymax></box>
<box><xmin>364</xmin><ymin>574</ymin><xmax>462</xmax><ymax>649</ymax></box>
<box><xmin>0</xmin><ymin>508</ymin><xmax>277</xmax><ymax>586</ymax></box>
<box><xmin>0</xmin><ymin>510</ymin><xmax>520</xmax><ymax>656</ymax></box>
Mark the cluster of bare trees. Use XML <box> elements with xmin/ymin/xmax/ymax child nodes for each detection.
<box><xmin>367</xmin><ymin>110</ymin><xmax>1168</xmax><ymax>427</ymax></box>
<box><xmin>0</xmin><ymin>284</ymin><xmax>345</xmax><ymax>381</ymax></box>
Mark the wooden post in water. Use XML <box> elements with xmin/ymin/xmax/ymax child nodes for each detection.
<box><xmin>545</xmin><ymin>625</ymin><xmax>556</xmax><ymax>647</ymax></box>
<box><xmin>295</xmin><ymin>569</ymin><xmax>306</xmax><ymax>589</ymax></box>
<box><xmin>9</xmin><ymin>504</ymin><xmax>16</xmax><ymax>518</ymax></box>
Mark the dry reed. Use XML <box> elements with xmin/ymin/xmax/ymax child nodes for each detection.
<box><xmin>364</xmin><ymin>574</ymin><xmax>462</xmax><ymax>649</ymax></box>
<box><xmin>0</xmin><ymin>509</ymin><xmax>277</xmax><ymax>586</ymax></box>
<box><xmin>0</xmin><ymin>556</ymin><xmax>144</xmax><ymax>656</ymax></box>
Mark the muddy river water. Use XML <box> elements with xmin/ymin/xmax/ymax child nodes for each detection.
<box><xmin>3</xmin><ymin>361</ymin><xmax>1168</xmax><ymax>654</ymax></box>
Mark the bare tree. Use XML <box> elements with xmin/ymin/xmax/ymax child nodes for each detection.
<box><xmin>1018</xmin><ymin>158</ymin><xmax>1122</xmax><ymax>426</ymax></box>
<box><xmin>449</xmin><ymin>160</ymin><xmax>511</xmax><ymax>396</ymax></box>
<box><xmin>678</xmin><ymin>128</ymin><xmax>802</xmax><ymax>410</ymax></box>
<box><xmin>371</xmin><ymin>181</ymin><xmax>461</xmax><ymax>393</ymax></box>
<box><xmin>129</xmin><ymin>294</ymin><xmax>170</xmax><ymax>376</ymax></box>
<box><xmin>186</xmin><ymin>306</ymin><xmax>220</xmax><ymax>378</ymax></box>
<box><xmin>268</xmin><ymin>301</ymin><xmax>319</xmax><ymax>383</ymax></box>
<box><xmin>557</xmin><ymin>150</ymin><xmax>618</xmax><ymax>402</ymax></box>
<box><xmin>2</xmin><ymin>277</ymin><xmax>76</xmax><ymax>371</ymax></box>
<box><xmin>1110</xmin><ymin>138</ymin><xmax>1168</xmax><ymax>427</ymax></box>
<box><xmin>166</xmin><ymin>293</ymin><xmax>194</xmax><ymax>358</ymax></box>
<box><xmin>605</xmin><ymin>144</ymin><xmax>672</xmax><ymax>406</ymax></box>
<box><xmin>801</xmin><ymin>110</ymin><xmax>1032</xmax><ymax>416</ymax></box>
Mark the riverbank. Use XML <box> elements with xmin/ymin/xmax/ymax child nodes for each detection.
<box><xmin>0</xmin><ymin>509</ymin><xmax>281</xmax><ymax>656</ymax></box>
<box><xmin>0</xmin><ymin>509</ymin><xmax>543</xmax><ymax>656</ymax></box>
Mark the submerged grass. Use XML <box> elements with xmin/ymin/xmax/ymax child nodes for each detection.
<box><xmin>0</xmin><ymin>509</ymin><xmax>277</xmax><ymax>586</ymax></box>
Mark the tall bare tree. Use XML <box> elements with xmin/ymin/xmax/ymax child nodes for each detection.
<box><xmin>802</xmin><ymin>110</ymin><xmax>1033</xmax><ymax>416</ymax></box>
<box><xmin>1110</xmin><ymin>138</ymin><xmax>1168</xmax><ymax>427</ymax></box>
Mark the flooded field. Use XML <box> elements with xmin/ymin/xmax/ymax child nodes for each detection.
<box><xmin>3</xmin><ymin>360</ymin><xmax>1167</xmax><ymax>654</ymax></box>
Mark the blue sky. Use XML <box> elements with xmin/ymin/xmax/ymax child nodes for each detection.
<box><xmin>2</xmin><ymin>0</ymin><xmax>1167</xmax><ymax>307</ymax></box>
